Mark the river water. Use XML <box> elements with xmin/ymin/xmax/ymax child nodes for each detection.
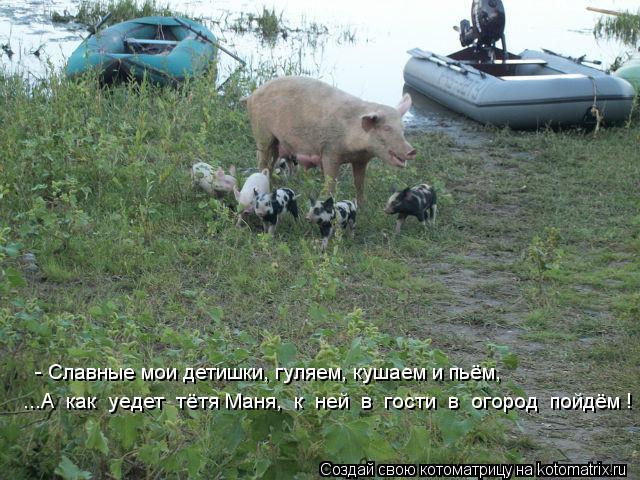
<box><xmin>1</xmin><ymin>0</ymin><xmax>637</xmax><ymax>128</ymax></box>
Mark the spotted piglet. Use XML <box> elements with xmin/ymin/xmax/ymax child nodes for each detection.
<box><xmin>273</xmin><ymin>156</ymin><xmax>299</xmax><ymax>178</ymax></box>
<box><xmin>254</xmin><ymin>188</ymin><xmax>299</xmax><ymax>234</ymax></box>
<box><xmin>384</xmin><ymin>184</ymin><xmax>437</xmax><ymax>234</ymax></box>
<box><xmin>305</xmin><ymin>197</ymin><xmax>357</xmax><ymax>250</ymax></box>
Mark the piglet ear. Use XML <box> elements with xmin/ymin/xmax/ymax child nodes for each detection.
<box><xmin>229</xmin><ymin>165</ymin><xmax>236</xmax><ymax>176</ymax></box>
<box><xmin>361</xmin><ymin>113</ymin><xmax>380</xmax><ymax>132</ymax></box>
<box><xmin>233</xmin><ymin>186</ymin><xmax>241</xmax><ymax>201</ymax></box>
<box><xmin>390</xmin><ymin>184</ymin><xmax>397</xmax><ymax>194</ymax></box>
<box><xmin>261</xmin><ymin>168</ymin><xmax>270</xmax><ymax>177</ymax></box>
<box><xmin>324</xmin><ymin>196</ymin><xmax>334</xmax><ymax>208</ymax></box>
<box><xmin>397</xmin><ymin>93</ymin><xmax>412</xmax><ymax>116</ymax></box>
<box><xmin>253</xmin><ymin>187</ymin><xmax>258</xmax><ymax>198</ymax></box>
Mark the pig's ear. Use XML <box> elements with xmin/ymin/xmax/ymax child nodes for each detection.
<box><xmin>397</xmin><ymin>93</ymin><xmax>412</xmax><ymax>116</ymax></box>
<box><xmin>324</xmin><ymin>196</ymin><xmax>334</xmax><ymax>209</ymax></box>
<box><xmin>253</xmin><ymin>188</ymin><xmax>259</xmax><ymax>198</ymax></box>
<box><xmin>361</xmin><ymin>113</ymin><xmax>380</xmax><ymax>132</ymax></box>
<box><xmin>229</xmin><ymin>165</ymin><xmax>236</xmax><ymax>176</ymax></box>
<box><xmin>390</xmin><ymin>184</ymin><xmax>397</xmax><ymax>194</ymax></box>
<box><xmin>261</xmin><ymin>168</ymin><xmax>270</xmax><ymax>177</ymax></box>
<box><xmin>233</xmin><ymin>186</ymin><xmax>241</xmax><ymax>201</ymax></box>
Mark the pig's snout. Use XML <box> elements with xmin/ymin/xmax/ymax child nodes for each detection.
<box><xmin>406</xmin><ymin>148</ymin><xmax>417</xmax><ymax>159</ymax></box>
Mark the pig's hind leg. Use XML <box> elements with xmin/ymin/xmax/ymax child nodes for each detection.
<box><xmin>256</xmin><ymin>137</ymin><xmax>279</xmax><ymax>171</ymax></box>
<box><xmin>347</xmin><ymin>220</ymin><xmax>356</xmax><ymax>238</ymax></box>
<box><xmin>321</xmin><ymin>156</ymin><xmax>340</xmax><ymax>199</ymax></box>
<box><xmin>429</xmin><ymin>204</ymin><xmax>437</xmax><ymax>226</ymax></box>
<box><xmin>417</xmin><ymin>210</ymin><xmax>429</xmax><ymax>232</ymax></box>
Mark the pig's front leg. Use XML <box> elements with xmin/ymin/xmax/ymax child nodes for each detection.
<box><xmin>352</xmin><ymin>161</ymin><xmax>368</xmax><ymax>206</ymax></box>
<box><xmin>319</xmin><ymin>222</ymin><xmax>332</xmax><ymax>251</ymax></box>
<box><xmin>395</xmin><ymin>214</ymin><xmax>407</xmax><ymax>234</ymax></box>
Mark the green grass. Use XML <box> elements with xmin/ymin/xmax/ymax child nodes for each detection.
<box><xmin>229</xmin><ymin>7</ymin><xmax>286</xmax><ymax>43</ymax></box>
<box><xmin>0</xmin><ymin>64</ymin><xmax>638</xmax><ymax>477</ymax></box>
<box><xmin>51</xmin><ymin>0</ymin><xmax>187</xmax><ymax>27</ymax></box>
<box><xmin>594</xmin><ymin>9</ymin><xmax>640</xmax><ymax>48</ymax></box>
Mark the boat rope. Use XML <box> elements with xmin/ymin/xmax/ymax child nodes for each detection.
<box><xmin>588</xmin><ymin>75</ymin><xmax>604</xmax><ymax>134</ymax></box>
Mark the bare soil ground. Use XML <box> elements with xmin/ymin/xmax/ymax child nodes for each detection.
<box><xmin>409</xmin><ymin>130</ymin><xmax>639</xmax><ymax>472</ymax></box>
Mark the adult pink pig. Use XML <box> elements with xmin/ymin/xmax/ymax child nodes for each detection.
<box><xmin>244</xmin><ymin>76</ymin><xmax>416</xmax><ymax>205</ymax></box>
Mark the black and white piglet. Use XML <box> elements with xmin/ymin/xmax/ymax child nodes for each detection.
<box><xmin>273</xmin><ymin>155</ymin><xmax>299</xmax><ymax>178</ymax></box>
<box><xmin>384</xmin><ymin>184</ymin><xmax>437</xmax><ymax>234</ymax></box>
<box><xmin>305</xmin><ymin>197</ymin><xmax>357</xmax><ymax>250</ymax></box>
<box><xmin>253</xmin><ymin>188</ymin><xmax>299</xmax><ymax>234</ymax></box>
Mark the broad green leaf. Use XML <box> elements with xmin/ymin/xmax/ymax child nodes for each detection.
<box><xmin>344</xmin><ymin>337</ymin><xmax>365</xmax><ymax>365</ymax></box>
<box><xmin>85</xmin><ymin>419</ymin><xmax>109</xmax><ymax>456</ymax></box>
<box><xmin>185</xmin><ymin>445</ymin><xmax>203</xmax><ymax>477</ymax></box>
<box><xmin>69</xmin><ymin>381</ymin><xmax>86</xmax><ymax>397</ymax></box>
<box><xmin>365</xmin><ymin>433</ymin><xmax>395</xmax><ymax>461</ymax></box>
<box><xmin>405</xmin><ymin>426</ymin><xmax>431</xmax><ymax>463</ymax></box>
<box><xmin>3</xmin><ymin>243</ymin><xmax>21</xmax><ymax>258</ymax></box>
<box><xmin>6</xmin><ymin>268</ymin><xmax>26</xmax><ymax>288</ymax></box>
<box><xmin>139</xmin><ymin>442</ymin><xmax>166</xmax><ymax>465</ymax></box>
<box><xmin>309</xmin><ymin>303</ymin><xmax>329</xmax><ymax>323</ymax></box>
<box><xmin>254</xmin><ymin>453</ymin><xmax>271</xmax><ymax>477</ymax></box>
<box><xmin>277</xmin><ymin>342</ymin><xmax>296</xmax><ymax>367</ymax></box>
<box><xmin>110</xmin><ymin>414</ymin><xmax>143</xmax><ymax>450</ymax></box>
<box><xmin>208</xmin><ymin>306</ymin><xmax>224</xmax><ymax>323</ymax></box>
<box><xmin>160</xmin><ymin>403</ymin><xmax>179</xmax><ymax>424</ymax></box>
<box><xmin>109</xmin><ymin>459</ymin><xmax>123</xmax><ymax>480</ymax></box>
<box><xmin>433</xmin><ymin>410</ymin><xmax>474</xmax><ymax>446</ymax></box>
<box><xmin>54</xmin><ymin>455</ymin><xmax>92</xmax><ymax>480</ymax></box>
<box><xmin>430</xmin><ymin>349</ymin><xmax>450</xmax><ymax>367</ymax></box>
<box><xmin>212</xmin><ymin>413</ymin><xmax>245</xmax><ymax>453</ymax></box>
<box><xmin>323</xmin><ymin>419</ymin><xmax>371</xmax><ymax>463</ymax></box>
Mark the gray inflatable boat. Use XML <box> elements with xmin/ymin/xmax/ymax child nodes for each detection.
<box><xmin>404</xmin><ymin>47</ymin><xmax>635</xmax><ymax>129</ymax></box>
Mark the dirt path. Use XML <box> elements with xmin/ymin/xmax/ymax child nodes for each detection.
<box><xmin>415</xmin><ymin>133</ymin><xmax>634</xmax><ymax>468</ymax></box>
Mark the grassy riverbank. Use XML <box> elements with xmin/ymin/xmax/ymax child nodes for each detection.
<box><xmin>0</xmin><ymin>68</ymin><xmax>638</xmax><ymax>478</ymax></box>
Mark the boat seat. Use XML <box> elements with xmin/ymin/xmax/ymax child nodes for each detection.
<box><xmin>124</xmin><ymin>38</ymin><xmax>180</xmax><ymax>46</ymax></box>
<box><xmin>493</xmin><ymin>59</ymin><xmax>547</xmax><ymax>66</ymax></box>
<box><xmin>465</xmin><ymin>59</ymin><xmax>548</xmax><ymax>66</ymax></box>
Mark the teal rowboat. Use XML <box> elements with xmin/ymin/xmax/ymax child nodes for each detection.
<box><xmin>66</xmin><ymin>16</ymin><xmax>217</xmax><ymax>85</ymax></box>
<box><xmin>614</xmin><ymin>53</ymin><xmax>640</xmax><ymax>94</ymax></box>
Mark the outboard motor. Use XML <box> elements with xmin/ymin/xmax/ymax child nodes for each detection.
<box><xmin>458</xmin><ymin>0</ymin><xmax>507</xmax><ymax>62</ymax></box>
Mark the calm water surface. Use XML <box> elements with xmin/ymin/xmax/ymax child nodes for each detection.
<box><xmin>1</xmin><ymin>0</ymin><xmax>637</xmax><ymax>128</ymax></box>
